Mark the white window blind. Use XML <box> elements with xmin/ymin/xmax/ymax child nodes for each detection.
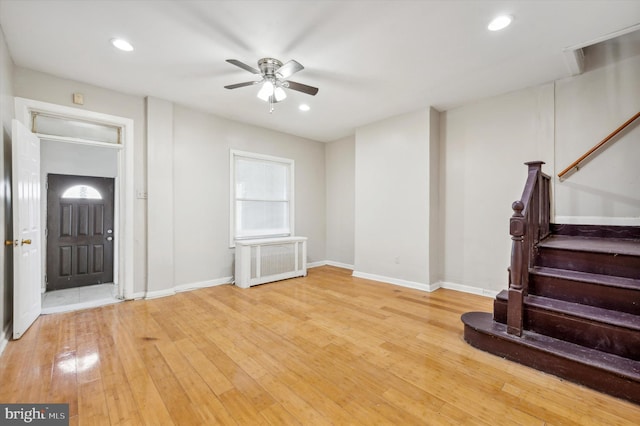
<box><xmin>231</xmin><ymin>150</ymin><xmax>294</xmax><ymax>243</ymax></box>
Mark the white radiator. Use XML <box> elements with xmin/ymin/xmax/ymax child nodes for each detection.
<box><xmin>234</xmin><ymin>236</ymin><xmax>307</xmax><ymax>288</ymax></box>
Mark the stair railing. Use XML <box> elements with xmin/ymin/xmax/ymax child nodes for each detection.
<box><xmin>558</xmin><ymin>111</ymin><xmax>640</xmax><ymax>179</ymax></box>
<box><xmin>508</xmin><ymin>161</ymin><xmax>550</xmax><ymax>336</ymax></box>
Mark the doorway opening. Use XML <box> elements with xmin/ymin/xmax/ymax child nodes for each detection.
<box><xmin>42</xmin><ymin>174</ymin><xmax>120</xmax><ymax>313</ymax></box>
<box><xmin>15</xmin><ymin>97</ymin><xmax>135</xmax><ymax>318</ymax></box>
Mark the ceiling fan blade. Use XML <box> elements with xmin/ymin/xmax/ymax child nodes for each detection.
<box><xmin>277</xmin><ymin>60</ymin><xmax>304</xmax><ymax>79</ymax></box>
<box><xmin>226</xmin><ymin>59</ymin><xmax>261</xmax><ymax>75</ymax></box>
<box><xmin>224</xmin><ymin>81</ymin><xmax>259</xmax><ymax>89</ymax></box>
<box><xmin>285</xmin><ymin>80</ymin><xmax>319</xmax><ymax>96</ymax></box>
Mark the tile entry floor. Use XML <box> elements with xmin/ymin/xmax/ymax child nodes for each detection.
<box><xmin>41</xmin><ymin>283</ymin><xmax>122</xmax><ymax>314</ymax></box>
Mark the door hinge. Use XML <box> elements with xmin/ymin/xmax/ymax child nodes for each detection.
<box><xmin>45</xmin><ymin>228</ymin><xmax>48</xmax><ymax>237</ymax></box>
<box><xmin>45</xmin><ymin>274</ymin><xmax>48</xmax><ymax>284</ymax></box>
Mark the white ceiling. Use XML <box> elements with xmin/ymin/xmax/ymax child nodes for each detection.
<box><xmin>1</xmin><ymin>0</ymin><xmax>639</xmax><ymax>142</ymax></box>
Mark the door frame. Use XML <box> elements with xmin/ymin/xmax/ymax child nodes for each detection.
<box><xmin>15</xmin><ymin>97</ymin><xmax>135</xmax><ymax>300</ymax></box>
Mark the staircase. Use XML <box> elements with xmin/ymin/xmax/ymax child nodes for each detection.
<box><xmin>461</xmin><ymin>163</ymin><xmax>640</xmax><ymax>405</ymax></box>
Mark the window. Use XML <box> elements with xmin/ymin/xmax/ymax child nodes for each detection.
<box><xmin>230</xmin><ymin>150</ymin><xmax>294</xmax><ymax>245</ymax></box>
<box><xmin>61</xmin><ymin>185</ymin><xmax>102</xmax><ymax>200</ymax></box>
<box><xmin>32</xmin><ymin>113</ymin><xmax>121</xmax><ymax>144</ymax></box>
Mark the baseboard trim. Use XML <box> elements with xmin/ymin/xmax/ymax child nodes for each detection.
<box><xmin>347</xmin><ymin>271</ymin><xmax>500</xmax><ymax>298</ymax></box>
<box><xmin>324</xmin><ymin>260</ymin><xmax>355</xmax><ymax>270</ymax></box>
<box><xmin>0</xmin><ymin>321</ymin><xmax>12</xmax><ymax>357</ymax></box>
<box><xmin>308</xmin><ymin>260</ymin><xmax>354</xmax><ymax>270</ymax></box>
<box><xmin>439</xmin><ymin>281</ymin><xmax>500</xmax><ymax>298</ymax></box>
<box><xmin>131</xmin><ymin>272</ymin><xmax>500</xmax><ymax>302</ymax></box>
<box><xmin>352</xmin><ymin>270</ymin><xmax>439</xmax><ymax>292</ymax></box>
<box><xmin>175</xmin><ymin>276</ymin><xmax>233</xmax><ymax>293</ymax></box>
<box><xmin>141</xmin><ymin>276</ymin><xmax>234</xmax><ymax>300</ymax></box>
<box><xmin>555</xmin><ymin>216</ymin><xmax>640</xmax><ymax>226</ymax></box>
<box><xmin>143</xmin><ymin>288</ymin><xmax>176</xmax><ymax>300</ymax></box>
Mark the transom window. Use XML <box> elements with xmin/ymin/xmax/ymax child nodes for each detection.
<box><xmin>31</xmin><ymin>112</ymin><xmax>121</xmax><ymax>144</ymax></box>
<box><xmin>230</xmin><ymin>150</ymin><xmax>294</xmax><ymax>245</ymax></box>
<box><xmin>61</xmin><ymin>185</ymin><xmax>102</xmax><ymax>200</ymax></box>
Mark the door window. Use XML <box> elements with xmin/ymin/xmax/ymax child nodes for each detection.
<box><xmin>61</xmin><ymin>185</ymin><xmax>102</xmax><ymax>200</ymax></box>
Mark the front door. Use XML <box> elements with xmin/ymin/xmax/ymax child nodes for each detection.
<box><xmin>12</xmin><ymin>120</ymin><xmax>41</xmax><ymax>339</ymax></box>
<box><xmin>47</xmin><ymin>174</ymin><xmax>115</xmax><ymax>290</ymax></box>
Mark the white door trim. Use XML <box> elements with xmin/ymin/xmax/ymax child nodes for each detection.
<box><xmin>14</xmin><ymin>97</ymin><xmax>135</xmax><ymax>300</ymax></box>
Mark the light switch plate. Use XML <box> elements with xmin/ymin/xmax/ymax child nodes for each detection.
<box><xmin>72</xmin><ymin>93</ymin><xmax>84</xmax><ymax>105</ymax></box>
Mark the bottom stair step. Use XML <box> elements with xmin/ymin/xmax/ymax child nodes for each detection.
<box><xmin>492</xmin><ymin>290</ymin><xmax>640</xmax><ymax>360</ymax></box>
<box><xmin>461</xmin><ymin>311</ymin><xmax>640</xmax><ymax>405</ymax></box>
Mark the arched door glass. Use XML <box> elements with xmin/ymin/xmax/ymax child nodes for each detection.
<box><xmin>61</xmin><ymin>185</ymin><xmax>102</xmax><ymax>200</ymax></box>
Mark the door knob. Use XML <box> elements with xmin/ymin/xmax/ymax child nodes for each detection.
<box><xmin>21</xmin><ymin>239</ymin><xmax>32</xmax><ymax>245</ymax></box>
<box><xmin>107</xmin><ymin>236</ymin><xmax>113</xmax><ymax>241</ymax></box>
<box><xmin>5</xmin><ymin>240</ymin><xmax>16</xmax><ymax>246</ymax></box>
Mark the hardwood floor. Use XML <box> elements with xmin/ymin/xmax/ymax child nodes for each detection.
<box><xmin>1</xmin><ymin>266</ymin><xmax>639</xmax><ymax>425</ymax></box>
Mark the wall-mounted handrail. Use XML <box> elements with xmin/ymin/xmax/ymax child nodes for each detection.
<box><xmin>508</xmin><ymin>161</ymin><xmax>550</xmax><ymax>337</ymax></box>
<box><xmin>558</xmin><ymin>111</ymin><xmax>640</xmax><ymax>179</ymax></box>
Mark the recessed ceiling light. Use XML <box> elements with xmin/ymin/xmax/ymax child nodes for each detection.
<box><xmin>488</xmin><ymin>15</ymin><xmax>513</xmax><ymax>31</ymax></box>
<box><xmin>111</xmin><ymin>38</ymin><xmax>134</xmax><ymax>52</ymax></box>
<box><xmin>299</xmin><ymin>104</ymin><xmax>310</xmax><ymax>112</ymax></box>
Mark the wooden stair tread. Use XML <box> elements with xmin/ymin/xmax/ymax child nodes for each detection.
<box><xmin>531</xmin><ymin>266</ymin><xmax>640</xmax><ymax>291</ymax></box>
<box><xmin>496</xmin><ymin>290</ymin><xmax>640</xmax><ymax>331</ymax></box>
<box><xmin>538</xmin><ymin>235</ymin><xmax>640</xmax><ymax>257</ymax></box>
<box><xmin>551</xmin><ymin>223</ymin><xmax>640</xmax><ymax>240</ymax></box>
<box><xmin>462</xmin><ymin>311</ymin><xmax>640</xmax><ymax>381</ymax></box>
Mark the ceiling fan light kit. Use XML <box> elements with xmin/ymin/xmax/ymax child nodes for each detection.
<box><xmin>225</xmin><ymin>57</ymin><xmax>319</xmax><ymax>113</ymax></box>
<box><xmin>256</xmin><ymin>80</ymin><xmax>287</xmax><ymax>103</ymax></box>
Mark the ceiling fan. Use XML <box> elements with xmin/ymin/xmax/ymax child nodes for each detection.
<box><xmin>224</xmin><ymin>58</ymin><xmax>319</xmax><ymax>112</ymax></box>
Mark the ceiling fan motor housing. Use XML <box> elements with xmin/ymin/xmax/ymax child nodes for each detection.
<box><xmin>258</xmin><ymin>58</ymin><xmax>283</xmax><ymax>77</ymax></box>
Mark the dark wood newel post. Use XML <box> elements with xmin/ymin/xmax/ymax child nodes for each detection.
<box><xmin>508</xmin><ymin>201</ymin><xmax>525</xmax><ymax>336</ymax></box>
<box><xmin>507</xmin><ymin>161</ymin><xmax>546</xmax><ymax>337</ymax></box>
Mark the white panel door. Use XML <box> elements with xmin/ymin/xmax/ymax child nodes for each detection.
<box><xmin>12</xmin><ymin>119</ymin><xmax>41</xmax><ymax>339</ymax></box>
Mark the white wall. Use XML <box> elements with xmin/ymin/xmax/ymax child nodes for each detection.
<box><xmin>440</xmin><ymin>84</ymin><xmax>555</xmax><ymax>294</ymax></box>
<box><xmin>146</xmin><ymin>97</ymin><xmax>175</xmax><ymax>294</ymax></box>
<box><xmin>325</xmin><ymin>135</ymin><xmax>355</xmax><ymax>267</ymax></box>
<box><xmin>354</xmin><ymin>108</ymin><xmax>436</xmax><ymax>289</ymax></box>
<box><xmin>172</xmin><ymin>104</ymin><xmax>326</xmax><ymax>289</ymax></box>
<box><xmin>41</xmin><ymin>141</ymin><xmax>118</xmax><ymax>178</ymax></box>
<box><xmin>0</xmin><ymin>25</ymin><xmax>14</xmax><ymax>344</ymax></box>
<box><xmin>554</xmin><ymin>55</ymin><xmax>640</xmax><ymax>223</ymax></box>
<box><xmin>428</xmin><ymin>107</ymin><xmax>441</xmax><ymax>284</ymax></box>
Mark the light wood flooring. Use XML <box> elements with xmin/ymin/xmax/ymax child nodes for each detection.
<box><xmin>1</xmin><ymin>266</ymin><xmax>639</xmax><ymax>425</ymax></box>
